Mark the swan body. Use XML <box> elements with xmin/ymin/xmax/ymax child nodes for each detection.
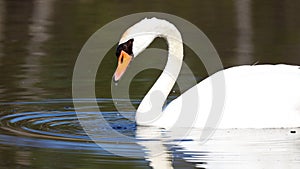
<box><xmin>113</xmin><ymin>18</ymin><xmax>300</xmax><ymax>129</ymax></box>
<box><xmin>163</xmin><ymin>64</ymin><xmax>300</xmax><ymax>129</ymax></box>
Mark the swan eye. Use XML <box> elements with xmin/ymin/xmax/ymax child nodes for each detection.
<box><xmin>116</xmin><ymin>39</ymin><xmax>134</xmax><ymax>58</ymax></box>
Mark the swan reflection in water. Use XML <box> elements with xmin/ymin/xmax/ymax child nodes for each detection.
<box><xmin>135</xmin><ymin>126</ymin><xmax>300</xmax><ymax>169</ymax></box>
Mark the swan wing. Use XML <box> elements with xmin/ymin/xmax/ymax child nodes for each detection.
<box><xmin>160</xmin><ymin>64</ymin><xmax>300</xmax><ymax>129</ymax></box>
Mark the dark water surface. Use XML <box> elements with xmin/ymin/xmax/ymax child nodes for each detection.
<box><xmin>0</xmin><ymin>0</ymin><xmax>300</xmax><ymax>168</ymax></box>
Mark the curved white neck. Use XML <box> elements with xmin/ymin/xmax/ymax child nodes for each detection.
<box><xmin>136</xmin><ymin>21</ymin><xmax>184</xmax><ymax>125</ymax></box>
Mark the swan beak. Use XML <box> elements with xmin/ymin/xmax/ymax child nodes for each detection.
<box><xmin>113</xmin><ymin>50</ymin><xmax>132</xmax><ymax>81</ymax></box>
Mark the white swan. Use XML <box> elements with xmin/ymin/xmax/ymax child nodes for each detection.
<box><xmin>113</xmin><ymin>17</ymin><xmax>300</xmax><ymax>129</ymax></box>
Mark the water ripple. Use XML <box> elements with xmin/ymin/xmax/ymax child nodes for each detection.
<box><xmin>0</xmin><ymin>98</ymin><xmax>138</xmax><ymax>153</ymax></box>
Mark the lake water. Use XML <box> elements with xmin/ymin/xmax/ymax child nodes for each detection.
<box><xmin>0</xmin><ymin>0</ymin><xmax>300</xmax><ymax>168</ymax></box>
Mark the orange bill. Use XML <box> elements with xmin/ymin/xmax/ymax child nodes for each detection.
<box><xmin>113</xmin><ymin>50</ymin><xmax>132</xmax><ymax>81</ymax></box>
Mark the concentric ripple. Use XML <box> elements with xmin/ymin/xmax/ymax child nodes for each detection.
<box><xmin>0</xmin><ymin>98</ymin><xmax>139</xmax><ymax>153</ymax></box>
<box><xmin>0</xmin><ymin>111</ymin><xmax>88</xmax><ymax>140</ymax></box>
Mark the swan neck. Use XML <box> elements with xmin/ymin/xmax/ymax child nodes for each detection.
<box><xmin>136</xmin><ymin>21</ymin><xmax>183</xmax><ymax>125</ymax></box>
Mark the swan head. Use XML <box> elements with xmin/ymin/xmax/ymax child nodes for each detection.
<box><xmin>113</xmin><ymin>38</ymin><xmax>134</xmax><ymax>82</ymax></box>
<box><xmin>113</xmin><ymin>18</ymin><xmax>160</xmax><ymax>81</ymax></box>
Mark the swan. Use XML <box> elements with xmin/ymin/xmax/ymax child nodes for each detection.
<box><xmin>113</xmin><ymin>17</ymin><xmax>300</xmax><ymax>129</ymax></box>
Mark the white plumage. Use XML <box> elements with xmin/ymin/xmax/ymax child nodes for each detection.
<box><xmin>116</xmin><ymin>18</ymin><xmax>300</xmax><ymax>129</ymax></box>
